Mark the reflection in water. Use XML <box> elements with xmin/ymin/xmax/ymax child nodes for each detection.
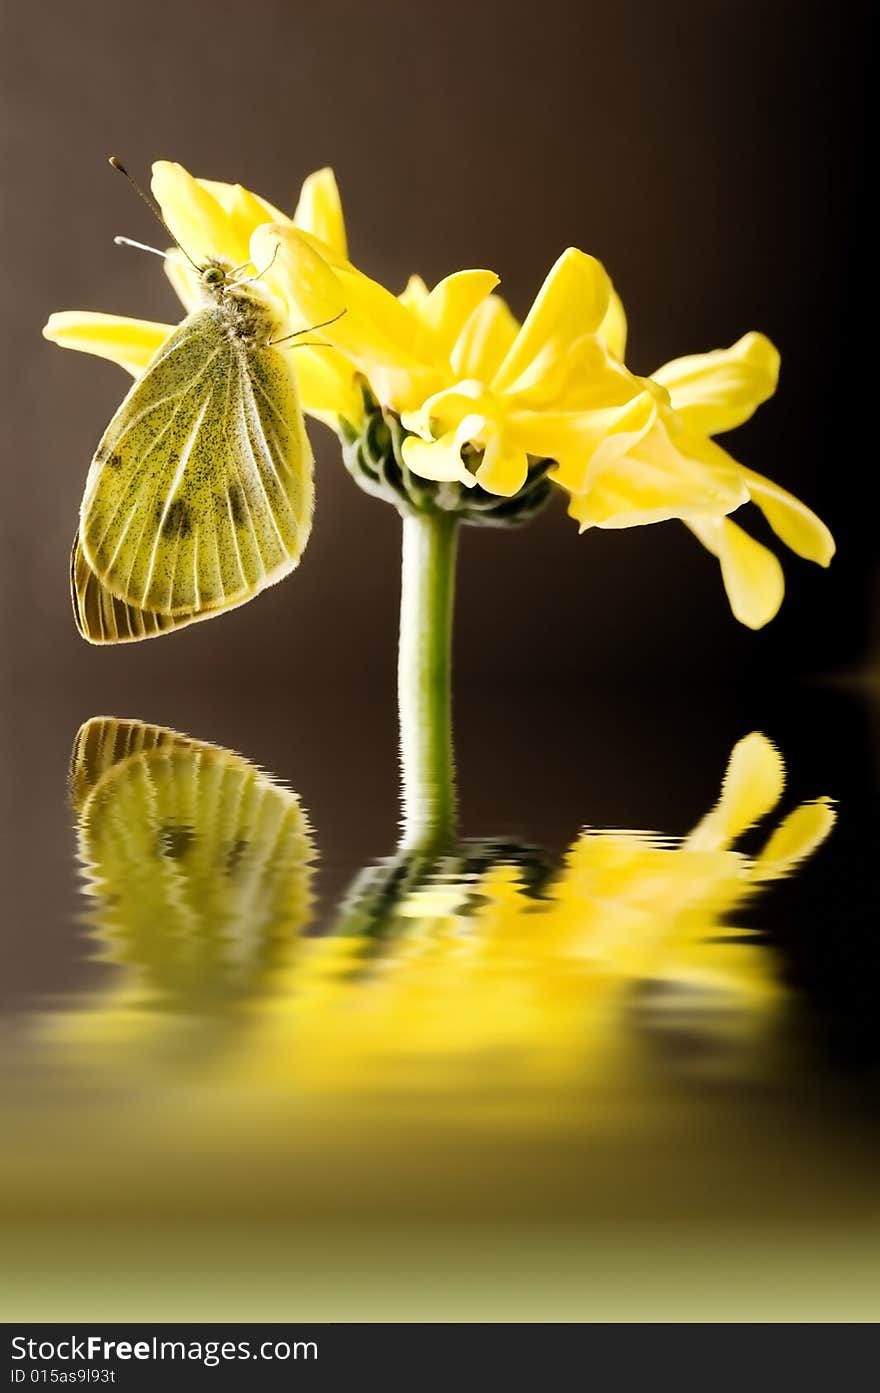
<box><xmin>295</xmin><ymin>731</ymin><xmax>836</xmax><ymax>1096</ymax></box>
<box><xmin>44</xmin><ymin>721</ymin><xmax>834</xmax><ymax>1094</ymax></box>
<box><xmin>4</xmin><ymin>717</ymin><xmax>868</xmax><ymax>1322</ymax></box>
<box><xmin>71</xmin><ymin>718</ymin><xmax>314</xmax><ymax>1014</ymax></box>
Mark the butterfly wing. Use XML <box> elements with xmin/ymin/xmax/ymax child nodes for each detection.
<box><xmin>78</xmin><ymin>303</ymin><xmax>314</xmax><ymax>619</ymax></box>
<box><xmin>71</xmin><ymin>536</ymin><xmax>224</xmax><ymax>643</ymax></box>
<box><xmin>72</xmin><ymin>505</ymin><xmax>301</xmax><ymax>646</ymax></box>
<box><xmin>71</xmin><ymin>717</ymin><xmax>314</xmax><ymax>1009</ymax></box>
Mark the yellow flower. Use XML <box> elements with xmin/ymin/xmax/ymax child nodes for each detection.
<box><xmin>252</xmin><ymin>225</ymin><xmax>834</xmax><ymax>625</ymax></box>
<box><xmin>48</xmin><ymin>725</ymin><xmax>834</xmax><ymax>1099</ymax></box>
<box><xmin>42</xmin><ymin>161</ymin><xmax>362</xmax><ymax>425</ymax></box>
<box><xmin>255</xmin><ymin>228</ymin><xmax>694</xmax><ymax>500</ymax></box>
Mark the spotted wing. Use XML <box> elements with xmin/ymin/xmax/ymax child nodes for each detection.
<box><xmin>78</xmin><ymin>304</ymin><xmax>314</xmax><ymax>619</ymax></box>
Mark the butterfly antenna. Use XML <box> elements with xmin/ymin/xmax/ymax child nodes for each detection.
<box><xmin>108</xmin><ymin>156</ymin><xmax>201</xmax><ymax>272</ymax></box>
<box><xmin>114</xmin><ymin>236</ymin><xmax>169</xmax><ymax>259</ymax></box>
<box><xmin>270</xmin><ymin>309</ymin><xmax>347</xmax><ymax>347</ymax></box>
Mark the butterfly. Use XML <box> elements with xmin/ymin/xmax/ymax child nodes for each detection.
<box><xmin>71</xmin><ymin>161</ymin><xmax>317</xmax><ymax>643</ymax></box>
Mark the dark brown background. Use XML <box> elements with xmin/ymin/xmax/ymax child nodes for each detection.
<box><xmin>1</xmin><ymin>0</ymin><xmax>872</xmax><ymax>694</ymax></box>
<box><xmin>0</xmin><ymin>1</ymin><xmax>874</xmax><ymax>1007</ymax></box>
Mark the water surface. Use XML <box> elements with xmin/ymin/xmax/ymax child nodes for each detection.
<box><xmin>1</xmin><ymin>683</ymin><xmax>877</xmax><ymax>1321</ymax></box>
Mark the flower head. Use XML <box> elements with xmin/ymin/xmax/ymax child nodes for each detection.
<box><xmin>252</xmin><ymin>223</ymin><xmax>834</xmax><ymax>624</ymax></box>
<box><xmin>255</xmin><ymin>229</ymin><xmax>673</xmax><ymax>498</ymax></box>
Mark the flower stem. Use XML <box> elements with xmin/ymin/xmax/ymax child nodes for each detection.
<box><xmin>398</xmin><ymin>510</ymin><xmax>459</xmax><ymax>850</ymax></box>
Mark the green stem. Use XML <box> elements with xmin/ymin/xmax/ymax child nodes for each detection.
<box><xmin>398</xmin><ymin>510</ymin><xmax>459</xmax><ymax>850</ymax></box>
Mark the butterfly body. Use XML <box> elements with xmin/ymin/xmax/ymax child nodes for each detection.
<box><xmin>73</xmin><ymin>261</ymin><xmax>314</xmax><ymax>642</ymax></box>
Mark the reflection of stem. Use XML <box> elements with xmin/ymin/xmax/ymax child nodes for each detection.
<box><xmin>398</xmin><ymin>511</ymin><xmax>459</xmax><ymax>850</ymax></box>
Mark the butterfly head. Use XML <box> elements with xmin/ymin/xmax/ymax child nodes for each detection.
<box><xmin>200</xmin><ymin>260</ymin><xmax>230</xmax><ymax>294</ymax></box>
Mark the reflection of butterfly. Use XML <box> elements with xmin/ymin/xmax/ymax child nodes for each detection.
<box><xmin>71</xmin><ymin>716</ymin><xmax>314</xmax><ymax>1008</ymax></box>
<box><xmin>71</xmin><ymin>256</ymin><xmax>314</xmax><ymax>643</ymax></box>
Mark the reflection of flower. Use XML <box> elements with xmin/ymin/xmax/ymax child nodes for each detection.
<box><xmin>230</xmin><ymin>731</ymin><xmax>833</xmax><ymax>1097</ymax></box>
<box><xmin>31</xmin><ymin>722</ymin><xmax>834</xmax><ymax>1130</ymax></box>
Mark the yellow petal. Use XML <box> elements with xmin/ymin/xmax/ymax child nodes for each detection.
<box><xmin>197</xmin><ymin>179</ymin><xmax>289</xmax><ymax>264</ymax></box>
<box><xmin>399</xmin><ymin>274</ymin><xmax>430</xmax><ymax>313</ymax></box>
<box><xmin>565</xmin><ymin>411</ymin><xmax>748</xmax><ymax>527</ymax></box>
<box><xmin>450</xmin><ymin>294</ymin><xmax>520</xmax><ymax>381</ymax></box>
<box><xmin>686</xmin><ymin>732</ymin><xmax>785</xmax><ymax>850</ymax></box>
<box><xmin>198</xmin><ymin>177</ymin><xmax>287</xmax><ymax>224</ymax></box>
<box><xmin>254</xmin><ymin>225</ymin><xmax>422</xmax><ymax>385</ymax></box>
<box><xmin>687</xmin><ymin>515</ymin><xmax>785</xmax><ymax>628</ymax></box>
<box><xmin>414</xmin><ymin>269</ymin><xmax>500</xmax><ymax>361</ymax></box>
<box><xmin>42</xmin><ymin>311</ymin><xmax>173</xmax><ymax>377</ymax></box>
<box><xmin>475</xmin><ymin>431</ymin><xmax>529</xmax><ymax>496</ymax></box>
<box><xmin>598</xmin><ymin>284</ymin><xmax>627</xmax><ymax>360</ymax></box>
<box><xmin>569</xmin><ymin>466</ymin><xmax>728</xmax><ymax>530</ymax></box>
<box><xmin>401</xmin><ymin>381</ymin><xmax>492</xmax><ymax>441</ymax></box>
<box><xmin>151</xmin><ymin>161</ymin><xmax>240</xmax><ymax>265</ymax></box>
<box><xmin>492</xmin><ymin>248</ymin><xmax>612</xmax><ymax>394</ymax></box>
<box><xmin>400</xmin><ymin>420</ymin><xmax>479</xmax><ymax>486</ymax></box>
<box><xmin>754</xmin><ymin>798</ymin><xmax>836</xmax><ymax>879</ymax></box>
<box><xmin>289</xmin><ymin>344</ymin><xmax>363</xmax><ymax>426</ymax></box>
<box><xmin>653</xmin><ymin>332</ymin><xmax>780</xmax><ymax>436</ymax></box>
<box><xmin>511</xmin><ymin>333</ymin><xmax>641</xmax><ymax>414</ymax></box>
<box><xmin>742</xmin><ymin>467</ymin><xmax>835</xmax><ymax>566</ymax></box>
<box><xmin>522</xmin><ymin>393</ymin><xmax>657</xmax><ymax>495</ymax></box>
<box><xmin>292</xmin><ymin>167</ymin><xmax>348</xmax><ymax>259</ymax></box>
